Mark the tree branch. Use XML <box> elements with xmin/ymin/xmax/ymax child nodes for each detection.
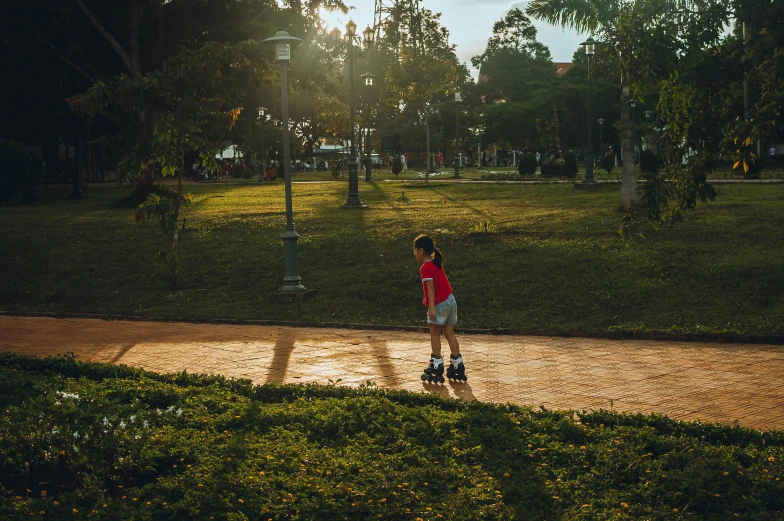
<box><xmin>72</xmin><ymin>0</ymin><xmax>132</xmax><ymax>73</ymax></box>
<box><xmin>38</xmin><ymin>34</ymin><xmax>96</xmax><ymax>82</ymax></box>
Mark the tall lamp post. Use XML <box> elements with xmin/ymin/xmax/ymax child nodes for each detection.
<box><xmin>257</xmin><ymin>107</ymin><xmax>267</xmax><ymax>181</ymax></box>
<box><xmin>333</xmin><ymin>21</ymin><xmax>374</xmax><ymax>207</ymax></box>
<box><xmin>576</xmin><ymin>37</ymin><xmax>598</xmax><ymax>188</ymax></box>
<box><xmin>263</xmin><ymin>31</ymin><xmax>306</xmax><ymax>293</ymax></box>
<box><xmin>360</xmin><ymin>72</ymin><xmax>377</xmax><ymax>182</ymax></box>
<box><xmin>453</xmin><ymin>91</ymin><xmax>462</xmax><ymax>178</ymax></box>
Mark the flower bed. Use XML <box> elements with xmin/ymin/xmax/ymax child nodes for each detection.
<box><xmin>1</xmin><ymin>352</ymin><xmax>782</xmax><ymax>520</ymax></box>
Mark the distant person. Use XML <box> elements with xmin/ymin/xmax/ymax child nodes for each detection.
<box><xmin>770</xmin><ymin>146</ymin><xmax>777</xmax><ymax>164</ymax></box>
<box><xmin>265</xmin><ymin>167</ymin><xmax>276</xmax><ymax>181</ymax></box>
<box><xmin>438</xmin><ymin>151</ymin><xmax>444</xmax><ymax>168</ymax></box>
<box><xmin>221</xmin><ymin>160</ymin><xmax>230</xmax><ymax>179</ymax></box>
<box><xmin>413</xmin><ymin>234</ymin><xmax>466</xmax><ymax>384</ymax></box>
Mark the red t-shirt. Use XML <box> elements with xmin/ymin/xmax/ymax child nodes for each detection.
<box><xmin>420</xmin><ymin>260</ymin><xmax>453</xmax><ymax>307</ymax></box>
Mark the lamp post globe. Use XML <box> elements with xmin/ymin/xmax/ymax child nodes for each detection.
<box><xmin>576</xmin><ymin>37</ymin><xmax>599</xmax><ymax>188</ymax></box>
<box><xmin>262</xmin><ymin>30</ymin><xmax>306</xmax><ymax>293</ymax></box>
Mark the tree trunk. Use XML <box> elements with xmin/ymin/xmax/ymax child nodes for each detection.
<box><xmin>620</xmin><ymin>84</ymin><xmax>638</xmax><ymax>209</ymax></box>
<box><xmin>170</xmin><ymin>138</ymin><xmax>184</xmax><ymax>290</ymax></box>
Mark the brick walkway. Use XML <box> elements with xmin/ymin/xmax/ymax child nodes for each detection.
<box><xmin>1</xmin><ymin>316</ymin><xmax>782</xmax><ymax>431</ymax></box>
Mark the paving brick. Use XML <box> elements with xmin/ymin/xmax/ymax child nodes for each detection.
<box><xmin>1</xmin><ymin>316</ymin><xmax>782</xmax><ymax>431</ymax></box>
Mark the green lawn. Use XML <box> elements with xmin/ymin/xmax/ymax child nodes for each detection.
<box><xmin>1</xmin><ymin>181</ymin><xmax>783</xmax><ymax>336</ymax></box>
<box><xmin>1</xmin><ymin>352</ymin><xmax>782</xmax><ymax>520</ymax></box>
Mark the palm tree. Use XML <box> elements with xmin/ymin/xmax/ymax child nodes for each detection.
<box><xmin>527</xmin><ymin>0</ymin><xmax>637</xmax><ymax>208</ymax></box>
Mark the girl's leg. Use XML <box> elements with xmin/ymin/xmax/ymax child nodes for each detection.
<box><xmin>443</xmin><ymin>325</ymin><xmax>460</xmax><ymax>356</ymax></box>
<box><xmin>429</xmin><ymin>324</ymin><xmax>443</xmax><ymax>356</ymax></box>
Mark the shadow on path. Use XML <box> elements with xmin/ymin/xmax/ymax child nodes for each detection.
<box><xmin>368</xmin><ymin>339</ymin><xmax>403</xmax><ymax>389</ymax></box>
<box><xmin>264</xmin><ymin>331</ymin><xmax>297</xmax><ymax>384</ymax></box>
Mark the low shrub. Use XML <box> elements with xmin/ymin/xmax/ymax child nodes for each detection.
<box><xmin>518</xmin><ymin>153</ymin><xmax>538</xmax><ymax>176</ymax></box>
<box><xmin>0</xmin><ymin>138</ymin><xmax>42</xmax><ymax>202</ymax></box>
<box><xmin>640</xmin><ymin>149</ymin><xmax>661</xmax><ymax>174</ymax></box>
<box><xmin>563</xmin><ymin>151</ymin><xmax>578</xmax><ymax>178</ymax></box>
<box><xmin>601</xmin><ymin>152</ymin><xmax>615</xmax><ymax>174</ymax></box>
<box><xmin>391</xmin><ymin>155</ymin><xmax>403</xmax><ymax>176</ymax></box>
<box><xmin>1</xmin><ymin>352</ymin><xmax>782</xmax><ymax>521</ymax></box>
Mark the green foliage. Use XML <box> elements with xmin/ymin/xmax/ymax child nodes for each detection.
<box><xmin>392</xmin><ymin>155</ymin><xmax>403</xmax><ymax>176</ymax></box>
<box><xmin>519</xmin><ymin>153</ymin><xmax>538</xmax><ymax>176</ymax></box>
<box><xmin>563</xmin><ymin>151</ymin><xmax>578</xmax><ymax>178</ymax></box>
<box><xmin>639</xmin><ymin>149</ymin><xmax>660</xmax><ymax>174</ymax></box>
<box><xmin>0</xmin><ymin>139</ymin><xmax>42</xmax><ymax>203</ymax></box>
<box><xmin>1</xmin><ymin>352</ymin><xmax>783</xmax><ymax>521</ymax></box>
<box><xmin>139</xmin><ymin>193</ymin><xmax>194</xmax><ymax>235</ymax></box>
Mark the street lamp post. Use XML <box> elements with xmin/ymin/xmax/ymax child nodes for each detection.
<box><xmin>334</xmin><ymin>21</ymin><xmax>374</xmax><ymax>208</ymax></box>
<box><xmin>257</xmin><ymin>107</ymin><xmax>266</xmax><ymax>181</ymax></box>
<box><xmin>598</xmin><ymin>118</ymin><xmax>605</xmax><ymax>146</ymax></box>
<box><xmin>360</xmin><ymin>72</ymin><xmax>377</xmax><ymax>182</ymax></box>
<box><xmin>576</xmin><ymin>37</ymin><xmax>598</xmax><ymax>188</ymax></box>
<box><xmin>454</xmin><ymin>91</ymin><xmax>462</xmax><ymax>178</ymax></box>
<box><xmin>263</xmin><ymin>31</ymin><xmax>306</xmax><ymax>293</ymax></box>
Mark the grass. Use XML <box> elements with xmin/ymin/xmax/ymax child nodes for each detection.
<box><xmin>1</xmin><ymin>352</ymin><xmax>782</xmax><ymax>520</ymax></box>
<box><xmin>0</xmin><ymin>180</ymin><xmax>783</xmax><ymax>336</ymax></box>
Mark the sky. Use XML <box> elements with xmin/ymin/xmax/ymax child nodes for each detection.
<box><xmin>319</xmin><ymin>0</ymin><xmax>586</xmax><ymax>78</ymax></box>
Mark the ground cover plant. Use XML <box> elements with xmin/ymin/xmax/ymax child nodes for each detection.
<box><xmin>0</xmin><ymin>181</ymin><xmax>782</xmax><ymax>336</ymax></box>
<box><xmin>1</xmin><ymin>352</ymin><xmax>782</xmax><ymax>520</ymax></box>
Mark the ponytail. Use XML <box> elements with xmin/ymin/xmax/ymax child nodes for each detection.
<box><xmin>433</xmin><ymin>247</ymin><xmax>443</xmax><ymax>269</ymax></box>
<box><xmin>413</xmin><ymin>234</ymin><xmax>445</xmax><ymax>270</ymax></box>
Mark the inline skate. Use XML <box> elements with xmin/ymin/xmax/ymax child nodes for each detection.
<box><xmin>446</xmin><ymin>354</ymin><xmax>468</xmax><ymax>382</ymax></box>
<box><xmin>421</xmin><ymin>355</ymin><xmax>445</xmax><ymax>384</ymax></box>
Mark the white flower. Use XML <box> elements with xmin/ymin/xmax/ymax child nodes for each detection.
<box><xmin>72</xmin><ymin>444</ymin><xmax>79</xmax><ymax>453</ymax></box>
<box><xmin>129</xmin><ymin>415</ymin><xmax>136</xmax><ymax>422</ymax></box>
<box><xmin>73</xmin><ymin>431</ymin><xmax>79</xmax><ymax>439</ymax></box>
<box><xmin>51</xmin><ymin>429</ymin><xmax>59</xmax><ymax>435</ymax></box>
<box><xmin>166</xmin><ymin>406</ymin><xmax>175</xmax><ymax>413</ymax></box>
<box><xmin>102</xmin><ymin>417</ymin><xmax>110</xmax><ymax>426</ymax></box>
<box><xmin>155</xmin><ymin>408</ymin><xmax>163</xmax><ymax>415</ymax></box>
<box><xmin>54</xmin><ymin>401</ymin><xmax>60</xmax><ymax>406</ymax></box>
<box><xmin>134</xmin><ymin>435</ymin><xmax>141</xmax><ymax>440</ymax></box>
<box><xmin>83</xmin><ymin>433</ymin><xmax>89</xmax><ymax>441</ymax></box>
<box><xmin>142</xmin><ymin>421</ymin><xmax>149</xmax><ymax>429</ymax></box>
<box><xmin>119</xmin><ymin>421</ymin><xmax>126</xmax><ymax>430</ymax></box>
<box><xmin>176</xmin><ymin>408</ymin><xmax>183</xmax><ymax>416</ymax></box>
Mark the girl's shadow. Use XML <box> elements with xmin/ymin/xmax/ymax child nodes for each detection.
<box><xmin>421</xmin><ymin>381</ymin><xmax>477</xmax><ymax>402</ymax></box>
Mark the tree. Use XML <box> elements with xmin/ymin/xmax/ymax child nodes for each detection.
<box><xmin>380</xmin><ymin>5</ymin><xmax>460</xmax><ymax>183</ymax></box>
<box><xmin>68</xmin><ymin>42</ymin><xmax>257</xmax><ymax>288</ymax></box>
<box><xmin>527</xmin><ymin>0</ymin><xmax>731</xmax><ymax>209</ymax></box>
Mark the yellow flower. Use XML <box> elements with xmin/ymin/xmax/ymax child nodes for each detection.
<box><xmin>768</xmin><ymin>456</ymin><xmax>775</xmax><ymax>462</ymax></box>
<box><xmin>620</xmin><ymin>502</ymin><xmax>629</xmax><ymax>508</ymax></box>
<box><xmin>581</xmin><ymin>504</ymin><xmax>590</xmax><ymax>508</ymax></box>
<box><xmin>673</xmin><ymin>508</ymin><xmax>678</xmax><ymax>513</ymax></box>
<box><xmin>238</xmin><ymin>499</ymin><xmax>244</xmax><ymax>503</ymax></box>
<box><xmin>73</xmin><ymin>508</ymin><xmax>78</xmax><ymax>513</ymax></box>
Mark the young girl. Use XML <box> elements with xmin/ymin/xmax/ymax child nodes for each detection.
<box><xmin>412</xmin><ymin>234</ymin><xmax>467</xmax><ymax>383</ymax></box>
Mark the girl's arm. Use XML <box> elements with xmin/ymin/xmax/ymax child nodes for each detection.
<box><xmin>426</xmin><ymin>280</ymin><xmax>436</xmax><ymax>319</ymax></box>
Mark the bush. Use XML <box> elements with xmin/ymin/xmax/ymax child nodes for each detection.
<box><xmin>391</xmin><ymin>155</ymin><xmax>403</xmax><ymax>176</ymax></box>
<box><xmin>601</xmin><ymin>152</ymin><xmax>615</xmax><ymax>174</ymax></box>
<box><xmin>1</xmin><ymin>352</ymin><xmax>783</xmax><ymax>521</ymax></box>
<box><xmin>0</xmin><ymin>138</ymin><xmax>42</xmax><ymax>202</ymax></box>
<box><xmin>563</xmin><ymin>151</ymin><xmax>578</xmax><ymax>178</ymax></box>
<box><xmin>640</xmin><ymin>149</ymin><xmax>661</xmax><ymax>174</ymax></box>
<box><xmin>518</xmin><ymin>153</ymin><xmax>538</xmax><ymax>176</ymax></box>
